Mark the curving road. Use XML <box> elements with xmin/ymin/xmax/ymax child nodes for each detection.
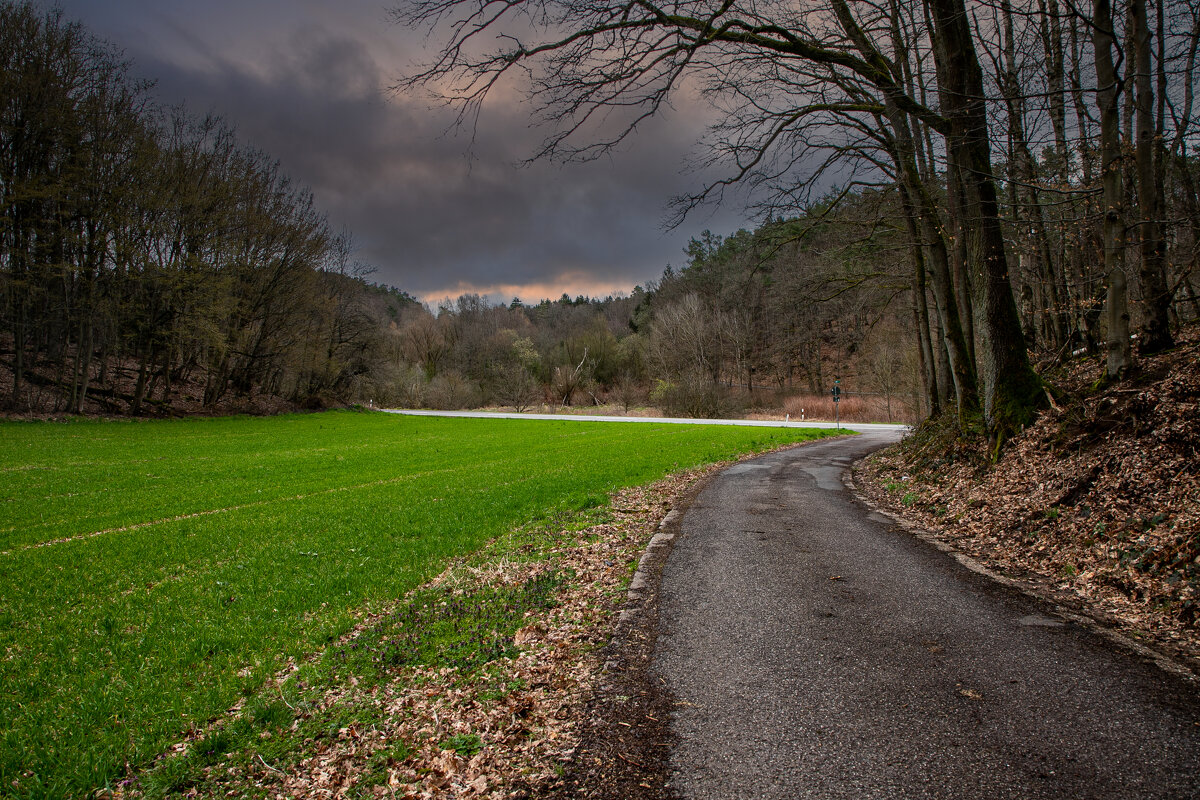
<box><xmin>653</xmin><ymin>432</ymin><xmax>1200</xmax><ymax>799</ymax></box>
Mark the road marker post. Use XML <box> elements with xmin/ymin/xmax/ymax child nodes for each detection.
<box><xmin>832</xmin><ymin>378</ymin><xmax>841</xmax><ymax>430</ymax></box>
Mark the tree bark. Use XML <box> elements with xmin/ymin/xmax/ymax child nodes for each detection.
<box><xmin>1131</xmin><ymin>0</ymin><xmax>1172</xmax><ymax>352</ymax></box>
<box><xmin>887</xmin><ymin>109</ymin><xmax>979</xmax><ymax>420</ymax></box>
<box><xmin>926</xmin><ymin>0</ymin><xmax>1044</xmax><ymax>445</ymax></box>
<box><xmin>1094</xmin><ymin>0</ymin><xmax>1132</xmax><ymax>377</ymax></box>
<box><xmin>899</xmin><ymin>183</ymin><xmax>941</xmax><ymax>417</ymax></box>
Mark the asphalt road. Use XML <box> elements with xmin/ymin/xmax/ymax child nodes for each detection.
<box><xmin>653</xmin><ymin>432</ymin><xmax>1200</xmax><ymax>799</ymax></box>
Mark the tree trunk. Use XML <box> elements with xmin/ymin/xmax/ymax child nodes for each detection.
<box><xmin>886</xmin><ymin>108</ymin><xmax>979</xmax><ymax>420</ymax></box>
<box><xmin>900</xmin><ymin>184</ymin><xmax>941</xmax><ymax>417</ymax></box>
<box><xmin>945</xmin><ymin>158</ymin><xmax>977</xmax><ymax>365</ymax></box>
<box><xmin>1000</xmin><ymin>0</ymin><xmax>1066</xmax><ymax>354</ymax></box>
<box><xmin>75</xmin><ymin>320</ymin><xmax>93</xmax><ymax>414</ymax></box>
<box><xmin>131</xmin><ymin>350</ymin><xmax>151</xmax><ymax>415</ymax></box>
<box><xmin>1095</xmin><ymin>0</ymin><xmax>1132</xmax><ymax>377</ymax></box>
<box><xmin>927</xmin><ymin>0</ymin><xmax>1045</xmax><ymax>446</ymax></box>
<box><xmin>1131</xmin><ymin>0</ymin><xmax>1172</xmax><ymax>352</ymax></box>
<box><xmin>932</xmin><ymin>300</ymin><xmax>954</xmax><ymax>408</ymax></box>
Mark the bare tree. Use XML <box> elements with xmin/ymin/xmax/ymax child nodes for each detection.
<box><xmin>393</xmin><ymin>0</ymin><xmax>1043</xmax><ymax>443</ymax></box>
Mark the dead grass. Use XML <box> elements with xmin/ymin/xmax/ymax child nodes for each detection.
<box><xmin>778</xmin><ymin>393</ymin><xmax>919</xmax><ymax>424</ymax></box>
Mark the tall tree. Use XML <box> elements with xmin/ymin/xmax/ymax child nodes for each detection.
<box><xmin>1131</xmin><ymin>0</ymin><xmax>1172</xmax><ymax>352</ymax></box>
<box><xmin>396</xmin><ymin>0</ymin><xmax>1043</xmax><ymax>440</ymax></box>
<box><xmin>1094</xmin><ymin>0</ymin><xmax>1133</xmax><ymax>377</ymax></box>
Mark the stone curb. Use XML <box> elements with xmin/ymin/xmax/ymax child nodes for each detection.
<box><xmin>599</xmin><ymin>470</ymin><xmax>720</xmax><ymax>679</ymax></box>
<box><xmin>843</xmin><ymin>464</ymin><xmax>1198</xmax><ymax>684</ymax></box>
<box><xmin>627</xmin><ymin>510</ymin><xmax>679</xmax><ymax>597</ymax></box>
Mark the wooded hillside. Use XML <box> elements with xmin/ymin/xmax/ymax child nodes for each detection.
<box><xmin>859</xmin><ymin>320</ymin><xmax>1200</xmax><ymax>667</ymax></box>
<box><xmin>3</xmin><ymin>0</ymin><xmax>1199</xmax><ymax>425</ymax></box>
<box><xmin>394</xmin><ymin>0</ymin><xmax>1200</xmax><ymax>442</ymax></box>
<box><xmin>0</xmin><ymin>3</ymin><xmax>419</xmax><ymax>415</ymax></box>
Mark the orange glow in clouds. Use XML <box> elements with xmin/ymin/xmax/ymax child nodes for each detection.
<box><xmin>419</xmin><ymin>272</ymin><xmax>644</xmax><ymax>306</ymax></box>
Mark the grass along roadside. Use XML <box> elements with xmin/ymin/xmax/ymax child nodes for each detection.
<box><xmin>0</xmin><ymin>411</ymin><xmax>835</xmax><ymax>798</ymax></box>
<box><xmin>126</xmin><ymin>469</ymin><xmax>705</xmax><ymax>799</ymax></box>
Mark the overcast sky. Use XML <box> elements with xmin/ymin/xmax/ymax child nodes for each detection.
<box><xmin>53</xmin><ymin>0</ymin><xmax>748</xmax><ymax>305</ymax></box>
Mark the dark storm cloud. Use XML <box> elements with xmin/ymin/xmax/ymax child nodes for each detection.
<box><xmin>54</xmin><ymin>1</ymin><xmax>745</xmax><ymax>301</ymax></box>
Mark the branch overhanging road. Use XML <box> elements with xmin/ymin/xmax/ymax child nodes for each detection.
<box><xmin>653</xmin><ymin>431</ymin><xmax>1200</xmax><ymax>799</ymax></box>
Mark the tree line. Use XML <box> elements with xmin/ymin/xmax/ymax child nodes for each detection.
<box><xmin>385</xmin><ymin>196</ymin><xmax>917</xmax><ymax>421</ymax></box>
<box><xmin>395</xmin><ymin>0</ymin><xmax>1200</xmax><ymax>445</ymax></box>
<box><xmin>0</xmin><ymin>2</ymin><xmax>419</xmax><ymax>415</ymax></box>
<box><xmin>5</xmin><ymin>0</ymin><xmax>1198</xmax><ymax>429</ymax></box>
<box><xmin>0</xmin><ymin>1</ymin><xmax>908</xmax><ymax>421</ymax></box>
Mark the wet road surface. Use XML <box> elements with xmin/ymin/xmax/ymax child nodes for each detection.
<box><xmin>654</xmin><ymin>432</ymin><xmax>1200</xmax><ymax>799</ymax></box>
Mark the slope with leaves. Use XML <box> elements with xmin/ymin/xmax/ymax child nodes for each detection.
<box><xmin>857</xmin><ymin>322</ymin><xmax>1200</xmax><ymax>668</ymax></box>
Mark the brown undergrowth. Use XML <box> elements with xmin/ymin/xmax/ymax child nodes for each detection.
<box><xmin>0</xmin><ymin>344</ymin><xmax>309</xmax><ymax>418</ymax></box>
<box><xmin>110</xmin><ymin>463</ymin><xmax>724</xmax><ymax>800</ymax></box>
<box><xmin>856</xmin><ymin>323</ymin><xmax>1200</xmax><ymax>671</ymax></box>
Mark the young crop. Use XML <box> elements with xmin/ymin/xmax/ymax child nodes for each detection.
<box><xmin>0</xmin><ymin>411</ymin><xmax>833</xmax><ymax>797</ymax></box>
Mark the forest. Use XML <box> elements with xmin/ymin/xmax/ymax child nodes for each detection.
<box><xmin>2</xmin><ymin>0</ymin><xmax>1199</xmax><ymax>432</ymax></box>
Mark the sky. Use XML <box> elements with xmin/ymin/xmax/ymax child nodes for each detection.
<box><xmin>54</xmin><ymin>0</ymin><xmax>748</xmax><ymax>305</ymax></box>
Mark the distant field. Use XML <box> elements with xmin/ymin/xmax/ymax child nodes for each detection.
<box><xmin>0</xmin><ymin>410</ymin><xmax>833</xmax><ymax>798</ymax></box>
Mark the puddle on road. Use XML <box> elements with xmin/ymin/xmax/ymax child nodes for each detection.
<box><xmin>725</xmin><ymin>463</ymin><xmax>773</xmax><ymax>476</ymax></box>
<box><xmin>801</xmin><ymin>465</ymin><xmax>845</xmax><ymax>491</ymax></box>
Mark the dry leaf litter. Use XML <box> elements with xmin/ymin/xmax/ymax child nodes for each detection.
<box><xmin>856</xmin><ymin>323</ymin><xmax>1200</xmax><ymax>672</ymax></box>
<box><xmin>108</xmin><ymin>462</ymin><xmax>733</xmax><ymax>799</ymax></box>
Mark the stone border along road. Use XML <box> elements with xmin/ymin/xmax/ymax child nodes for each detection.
<box><xmin>649</xmin><ymin>430</ymin><xmax>1200</xmax><ymax>800</ymax></box>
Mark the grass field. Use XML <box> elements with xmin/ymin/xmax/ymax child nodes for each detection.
<box><xmin>0</xmin><ymin>410</ymin><xmax>834</xmax><ymax>798</ymax></box>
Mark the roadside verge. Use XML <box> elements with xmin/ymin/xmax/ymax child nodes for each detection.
<box><xmin>845</xmin><ymin>464</ymin><xmax>1198</xmax><ymax>683</ymax></box>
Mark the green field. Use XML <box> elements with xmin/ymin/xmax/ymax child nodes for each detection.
<box><xmin>0</xmin><ymin>410</ymin><xmax>833</xmax><ymax>798</ymax></box>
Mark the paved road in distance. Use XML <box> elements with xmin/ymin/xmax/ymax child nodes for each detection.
<box><xmin>382</xmin><ymin>408</ymin><xmax>905</xmax><ymax>434</ymax></box>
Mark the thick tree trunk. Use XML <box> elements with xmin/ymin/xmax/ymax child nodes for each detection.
<box><xmin>1131</xmin><ymin>0</ymin><xmax>1172</xmax><ymax>352</ymax></box>
<box><xmin>945</xmin><ymin>159</ymin><xmax>977</xmax><ymax>365</ymax></box>
<box><xmin>927</xmin><ymin>0</ymin><xmax>1044</xmax><ymax>446</ymax></box>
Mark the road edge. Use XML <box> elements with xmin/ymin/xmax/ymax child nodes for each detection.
<box><xmin>538</xmin><ymin>463</ymin><xmax>719</xmax><ymax>799</ymax></box>
<box><xmin>542</xmin><ymin>437</ymin><xmax>856</xmax><ymax>799</ymax></box>
<box><xmin>843</xmin><ymin>462</ymin><xmax>1198</xmax><ymax>684</ymax></box>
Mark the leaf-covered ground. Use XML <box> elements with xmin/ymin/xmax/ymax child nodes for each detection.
<box><xmin>856</xmin><ymin>323</ymin><xmax>1200</xmax><ymax>671</ymax></box>
<box><xmin>106</xmin><ymin>463</ymin><xmax>719</xmax><ymax>799</ymax></box>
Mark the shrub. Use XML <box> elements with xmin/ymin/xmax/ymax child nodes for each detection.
<box><xmin>425</xmin><ymin>371</ymin><xmax>481</xmax><ymax>409</ymax></box>
<box><xmin>650</xmin><ymin>375</ymin><xmax>737</xmax><ymax>418</ymax></box>
<box><xmin>488</xmin><ymin>365</ymin><xmax>543</xmax><ymax>412</ymax></box>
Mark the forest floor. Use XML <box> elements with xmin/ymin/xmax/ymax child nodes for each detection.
<box><xmin>855</xmin><ymin>321</ymin><xmax>1200</xmax><ymax>674</ymax></box>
